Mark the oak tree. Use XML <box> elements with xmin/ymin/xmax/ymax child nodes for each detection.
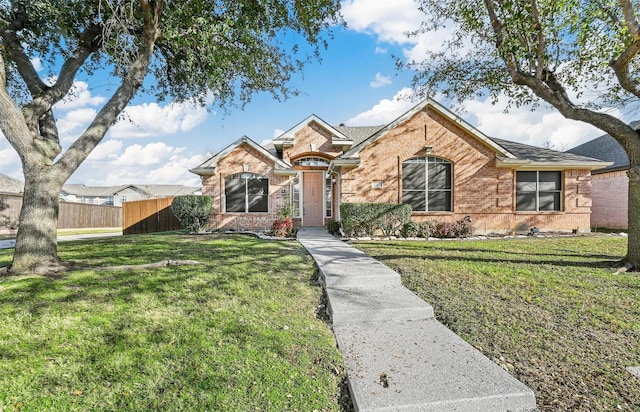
<box><xmin>0</xmin><ymin>0</ymin><xmax>340</xmax><ymax>274</ymax></box>
<box><xmin>412</xmin><ymin>0</ymin><xmax>640</xmax><ymax>268</ymax></box>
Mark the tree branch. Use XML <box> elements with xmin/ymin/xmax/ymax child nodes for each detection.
<box><xmin>54</xmin><ymin>0</ymin><xmax>163</xmax><ymax>179</ymax></box>
<box><xmin>609</xmin><ymin>0</ymin><xmax>640</xmax><ymax>97</ymax></box>
<box><xmin>530</xmin><ymin>0</ymin><xmax>546</xmax><ymax>79</ymax></box>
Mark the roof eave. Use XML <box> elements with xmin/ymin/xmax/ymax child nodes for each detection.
<box><xmin>328</xmin><ymin>158</ymin><xmax>360</xmax><ymax>174</ymax></box>
<box><xmin>189</xmin><ymin>167</ymin><xmax>217</xmax><ymax>176</ymax></box>
<box><xmin>496</xmin><ymin>158</ymin><xmax>613</xmax><ymax>170</ymax></box>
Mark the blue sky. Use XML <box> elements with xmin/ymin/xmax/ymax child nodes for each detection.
<box><xmin>0</xmin><ymin>0</ymin><xmax>625</xmax><ymax>187</ymax></box>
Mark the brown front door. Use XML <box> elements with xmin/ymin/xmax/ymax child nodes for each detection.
<box><xmin>303</xmin><ymin>172</ymin><xmax>324</xmax><ymax>226</ymax></box>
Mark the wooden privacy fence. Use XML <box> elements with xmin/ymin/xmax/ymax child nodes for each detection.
<box><xmin>122</xmin><ymin>197</ymin><xmax>182</xmax><ymax>235</ymax></box>
<box><xmin>1</xmin><ymin>193</ymin><xmax>122</xmax><ymax>231</ymax></box>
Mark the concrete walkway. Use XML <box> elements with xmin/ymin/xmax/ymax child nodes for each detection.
<box><xmin>297</xmin><ymin>227</ymin><xmax>537</xmax><ymax>412</ymax></box>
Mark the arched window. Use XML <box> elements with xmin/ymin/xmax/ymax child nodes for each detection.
<box><xmin>294</xmin><ymin>157</ymin><xmax>330</xmax><ymax>167</ymax></box>
<box><xmin>225</xmin><ymin>173</ymin><xmax>268</xmax><ymax>213</ymax></box>
<box><xmin>402</xmin><ymin>157</ymin><xmax>452</xmax><ymax>212</ymax></box>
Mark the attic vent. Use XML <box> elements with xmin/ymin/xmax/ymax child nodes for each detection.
<box><xmin>339</xmin><ymin>123</ymin><xmax>345</xmax><ymax>126</ymax></box>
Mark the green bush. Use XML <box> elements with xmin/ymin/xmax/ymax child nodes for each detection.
<box><xmin>171</xmin><ymin>195</ymin><xmax>212</xmax><ymax>233</ymax></box>
<box><xmin>400</xmin><ymin>217</ymin><xmax>474</xmax><ymax>239</ymax></box>
<box><xmin>340</xmin><ymin>203</ymin><xmax>412</xmax><ymax>237</ymax></box>
<box><xmin>327</xmin><ymin>220</ymin><xmax>341</xmax><ymax>236</ymax></box>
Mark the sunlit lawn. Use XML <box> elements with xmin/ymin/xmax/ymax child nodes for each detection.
<box><xmin>354</xmin><ymin>235</ymin><xmax>640</xmax><ymax>411</ymax></box>
<box><xmin>0</xmin><ymin>233</ymin><xmax>347</xmax><ymax>411</ymax></box>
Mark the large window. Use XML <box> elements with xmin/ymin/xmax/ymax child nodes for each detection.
<box><xmin>402</xmin><ymin>157</ymin><xmax>452</xmax><ymax>212</ymax></box>
<box><xmin>516</xmin><ymin>171</ymin><xmax>562</xmax><ymax>211</ymax></box>
<box><xmin>225</xmin><ymin>173</ymin><xmax>268</xmax><ymax>213</ymax></box>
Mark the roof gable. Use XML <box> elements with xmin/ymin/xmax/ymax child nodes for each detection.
<box><xmin>341</xmin><ymin>98</ymin><xmax>517</xmax><ymax>159</ymax></box>
<box><xmin>272</xmin><ymin>114</ymin><xmax>354</xmax><ymax>150</ymax></box>
<box><xmin>190</xmin><ymin>136</ymin><xmax>294</xmax><ymax>176</ymax></box>
<box><xmin>0</xmin><ymin>173</ymin><xmax>24</xmax><ymax>194</ymax></box>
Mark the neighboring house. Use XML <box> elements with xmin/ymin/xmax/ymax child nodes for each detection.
<box><xmin>191</xmin><ymin>98</ymin><xmax>610</xmax><ymax>234</ymax></box>
<box><xmin>61</xmin><ymin>184</ymin><xmax>201</xmax><ymax>206</ymax></box>
<box><xmin>0</xmin><ymin>173</ymin><xmax>24</xmax><ymax>194</ymax></box>
<box><xmin>566</xmin><ymin>124</ymin><xmax>637</xmax><ymax>229</ymax></box>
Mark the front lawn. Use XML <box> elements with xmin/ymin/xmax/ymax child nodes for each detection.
<box><xmin>0</xmin><ymin>234</ymin><xmax>347</xmax><ymax>411</ymax></box>
<box><xmin>354</xmin><ymin>236</ymin><xmax>640</xmax><ymax>411</ymax></box>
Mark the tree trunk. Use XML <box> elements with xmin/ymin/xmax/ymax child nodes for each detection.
<box><xmin>11</xmin><ymin>169</ymin><xmax>65</xmax><ymax>275</ymax></box>
<box><xmin>627</xmin><ymin>164</ymin><xmax>640</xmax><ymax>269</ymax></box>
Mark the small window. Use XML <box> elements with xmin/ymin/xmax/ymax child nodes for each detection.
<box><xmin>516</xmin><ymin>171</ymin><xmax>562</xmax><ymax>211</ymax></box>
<box><xmin>291</xmin><ymin>175</ymin><xmax>301</xmax><ymax>218</ymax></box>
<box><xmin>225</xmin><ymin>173</ymin><xmax>268</xmax><ymax>213</ymax></box>
<box><xmin>402</xmin><ymin>157</ymin><xmax>452</xmax><ymax>212</ymax></box>
<box><xmin>325</xmin><ymin>173</ymin><xmax>332</xmax><ymax>218</ymax></box>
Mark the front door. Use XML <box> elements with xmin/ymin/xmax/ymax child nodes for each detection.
<box><xmin>303</xmin><ymin>172</ymin><xmax>324</xmax><ymax>226</ymax></box>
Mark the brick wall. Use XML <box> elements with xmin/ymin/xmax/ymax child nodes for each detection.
<box><xmin>591</xmin><ymin>170</ymin><xmax>628</xmax><ymax>229</ymax></box>
<box><xmin>201</xmin><ymin>143</ymin><xmax>294</xmax><ymax>230</ymax></box>
<box><xmin>284</xmin><ymin>121</ymin><xmax>342</xmax><ymax>163</ymax></box>
<box><xmin>340</xmin><ymin>108</ymin><xmax>593</xmax><ymax>234</ymax></box>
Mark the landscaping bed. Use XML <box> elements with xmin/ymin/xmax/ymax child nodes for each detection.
<box><xmin>0</xmin><ymin>233</ymin><xmax>347</xmax><ymax>411</ymax></box>
<box><xmin>354</xmin><ymin>236</ymin><xmax>640</xmax><ymax>411</ymax></box>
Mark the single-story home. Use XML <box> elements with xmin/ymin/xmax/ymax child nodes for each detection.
<box><xmin>190</xmin><ymin>98</ymin><xmax>610</xmax><ymax>234</ymax></box>
<box><xmin>566</xmin><ymin>123</ymin><xmax>637</xmax><ymax>229</ymax></box>
<box><xmin>0</xmin><ymin>173</ymin><xmax>23</xmax><ymax>195</ymax></box>
<box><xmin>61</xmin><ymin>184</ymin><xmax>201</xmax><ymax>206</ymax></box>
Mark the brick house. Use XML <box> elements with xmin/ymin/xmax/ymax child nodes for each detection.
<box><xmin>567</xmin><ymin>124</ymin><xmax>637</xmax><ymax>229</ymax></box>
<box><xmin>191</xmin><ymin>98</ymin><xmax>609</xmax><ymax>234</ymax></box>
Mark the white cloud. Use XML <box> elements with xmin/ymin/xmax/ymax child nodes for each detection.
<box><xmin>86</xmin><ymin>139</ymin><xmax>123</xmax><ymax>161</ymax></box>
<box><xmin>341</xmin><ymin>0</ymin><xmax>422</xmax><ymax>44</ymax></box>
<box><xmin>341</xmin><ymin>0</ymin><xmax>449</xmax><ymax>64</ymax></box>
<box><xmin>110</xmin><ymin>101</ymin><xmax>208</xmax><ymax>138</ymax></box>
<box><xmin>57</xmin><ymin>108</ymin><xmax>99</xmax><ymax>142</ymax></box>
<box><xmin>375</xmin><ymin>46</ymin><xmax>388</xmax><ymax>54</ymax></box>
<box><xmin>30</xmin><ymin>57</ymin><xmax>42</xmax><ymax>72</ymax></box>
<box><xmin>72</xmin><ymin>141</ymin><xmax>206</xmax><ymax>186</ymax></box>
<box><xmin>463</xmin><ymin>96</ymin><xmax>616</xmax><ymax>149</ymax></box>
<box><xmin>370</xmin><ymin>72</ymin><xmax>392</xmax><ymax>88</ymax></box>
<box><xmin>273</xmin><ymin>128</ymin><xmax>285</xmax><ymax>138</ymax></box>
<box><xmin>346</xmin><ymin>87</ymin><xmax>417</xmax><ymax>125</ymax></box>
<box><xmin>55</xmin><ymin>81</ymin><xmax>106</xmax><ymax>111</ymax></box>
<box><xmin>113</xmin><ymin>142</ymin><xmax>183</xmax><ymax>167</ymax></box>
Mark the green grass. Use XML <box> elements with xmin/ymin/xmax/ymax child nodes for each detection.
<box><xmin>0</xmin><ymin>234</ymin><xmax>347</xmax><ymax>411</ymax></box>
<box><xmin>354</xmin><ymin>236</ymin><xmax>640</xmax><ymax>411</ymax></box>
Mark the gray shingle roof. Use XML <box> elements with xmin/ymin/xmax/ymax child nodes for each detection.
<box><xmin>0</xmin><ymin>173</ymin><xmax>24</xmax><ymax>194</ymax></box>
<box><xmin>493</xmin><ymin>138</ymin><xmax>605</xmax><ymax>164</ymax></box>
<box><xmin>565</xmin><ymin>121</ymin><xmax>639</xmax><ymax>173</ymax></box>
<box><xmin>62</xmin><ymin>184</ymin><xmax>200</xmax><ymax>198</ymax></box>
<box><xmin>334</xmin><ymin>125</ymin><xmax>385</xmax><ymax>146</ymax></box>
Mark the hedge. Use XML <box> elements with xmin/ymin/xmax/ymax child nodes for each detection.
<box><xmin>171</xmin><ymin>195</ymin><xmax>212</xmax><ymax>233</ymax></box>
<box><xmin>340</xmin><ymin>203</ymin><xmax>412</xmax><ymax>237</ymax></box>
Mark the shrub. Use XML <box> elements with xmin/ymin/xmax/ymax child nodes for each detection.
<box><xmin>171</xmin><ymin>196</ymin><xmax>212</xmax><ymax>233</ymax></box>
<box><xmin>340</xmin><ymin>203</ymin><xmax>412</xmax><ymax>237</ymax></box>
<box><xmin>327</xmin><ymin>220</ymin><xmax>341</xmax><ymax>236</ymax></box>
<box><xmin>271</xmin><ymin>216</ymin><xmax>294</xmax><ymax>237</ymax></box>
<box><xmin>400</xmin><ymin>222</ymin><xmax>419</xmax><ymax>238</ymax></box>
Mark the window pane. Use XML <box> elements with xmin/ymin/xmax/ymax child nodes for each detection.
<box><xmin>539</xmin><ymin>192</ymin><xmax>560</xmax><ymax>211</ymax></box>
<box><xmin>516</xmin><ymin>171</ymin><xmax>537</xmax><ymax>192</ymax></box>
<box><xmin>539</xmin><ymin>172</ymin><xmax>561</xmax><ymax>191</ymax></box>
<box><xmin>247</xmin><ymin>178</ymin><xmax>268</xmax><ymax>195</ymax></box>
<box><xmin>428</xmin><ymin>163</ymin><xmax>451</xmax><ymax>190</ymax></box>
<box><xmin>403</xmin><ymin>163</ymin><xmax>426</xmax><ymax>190</ymax></box>
<box><xmin>428</xmin><ymin>191</ymin><xmax>451</xmax><ymax>211</ymax></box>
<box><xmin>516</xmin><ymin>193</ymin><xmax>537</xmax><ymax>211</ymax></box>
<box><xmin>226</xmin><ymin>178</ymin><xmax>246</xmax><ymax>212</ymax></box>
<box><xmin>403</xmin><ymin>191</ymin><xmax>426</xmax><ymax>211</ymax></box>
<box><xmin>248</xmin><ymin>195</ymin><xmax>268</xmax><ymax>212</ymax></box>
